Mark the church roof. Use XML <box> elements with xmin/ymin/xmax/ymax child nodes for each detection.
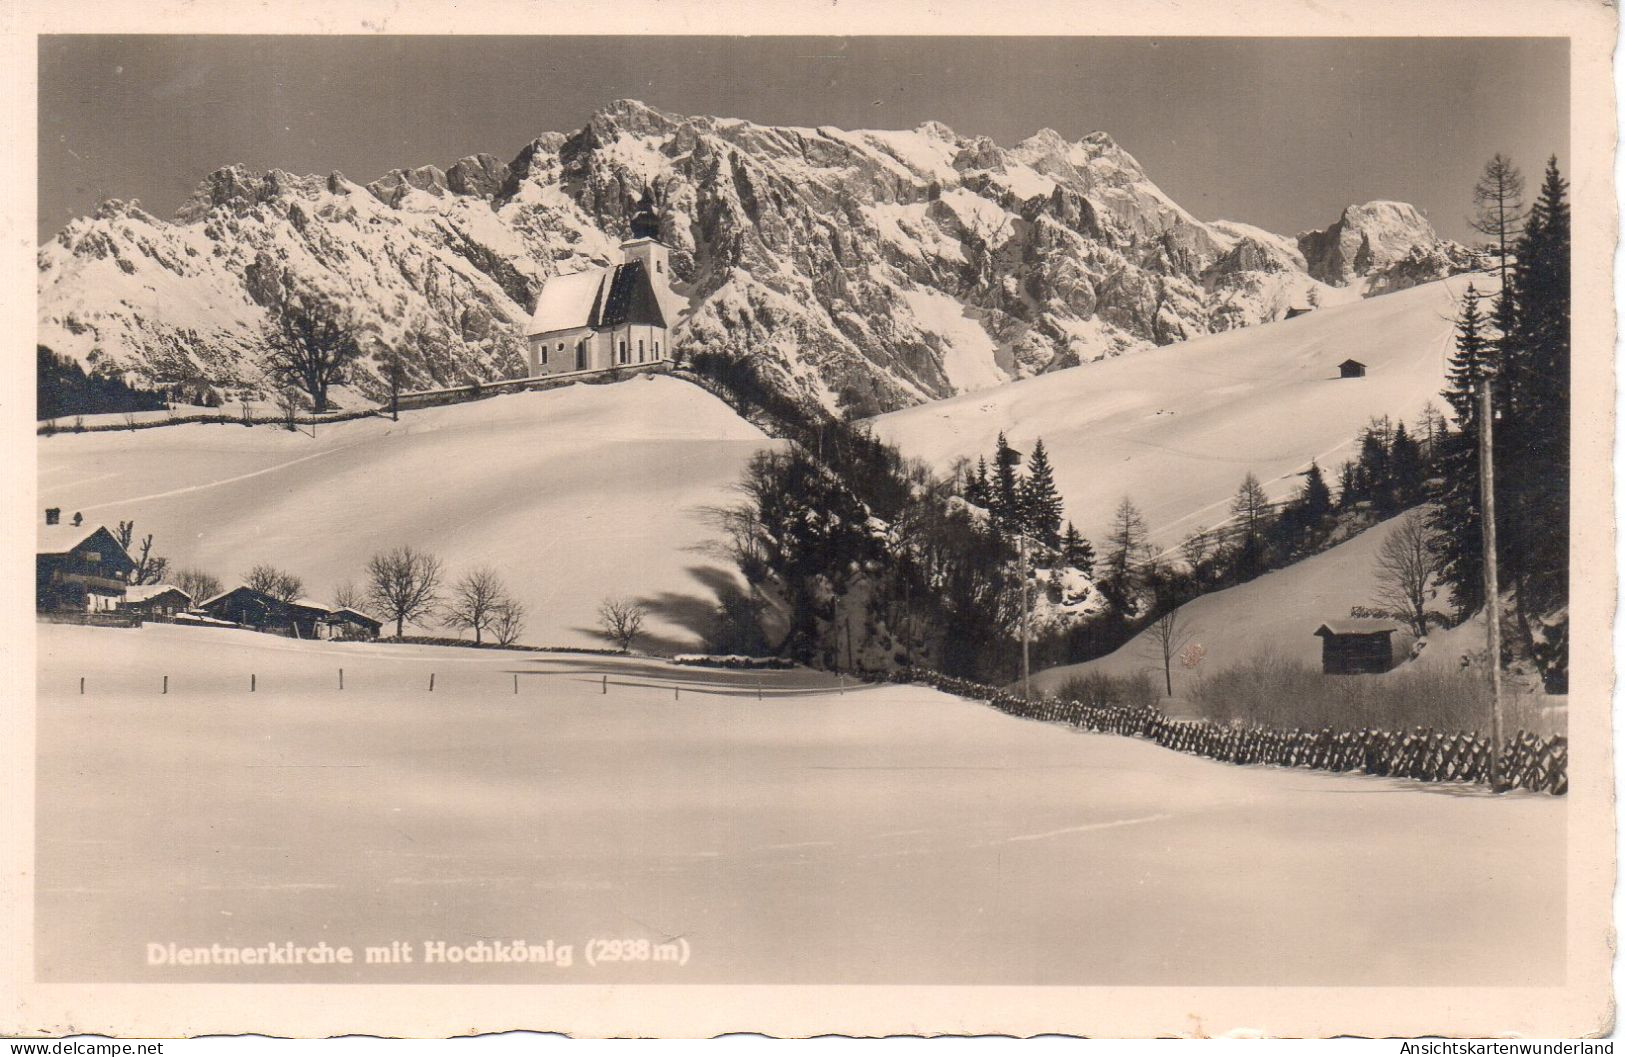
<box><xmin>528</xmin><ymin>269</ymin><xmax>610</xmax><ymax>335</ymax></box>
<box><xmin>527</xmin><ymin>261</ymin><xmax>666</xmax><ymax>336</ymax></box>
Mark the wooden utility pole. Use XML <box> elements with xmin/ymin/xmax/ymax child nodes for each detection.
<box><xmin>1478</xmin><ymin>375</ymin><xmax>1505</xmax><ymax>791</ymax></box>
<box><xmin>390</xmin><ymin>351</ymin><xmax>401</xmax><ymax>423</ymax></box>
<box><xmin>1019</xmin><ymin>533</ymin><xmax>1032</xmax><ymax>701</ymax></box>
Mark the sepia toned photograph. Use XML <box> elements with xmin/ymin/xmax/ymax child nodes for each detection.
<box><xmin>5</xmin><ymin>0</ymin><xmax>1617</xmax><ymax>1040</ymax></box>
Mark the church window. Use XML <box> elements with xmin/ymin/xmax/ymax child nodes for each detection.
<box><xmin>619</xmin><ymin>340</ymin><xmax>629</xmax><ymax>364</ymax></box>
<box><xmin>638</xmin><ymin>339</ymin><xmax>645</xmax><ymax>362</ymax></box>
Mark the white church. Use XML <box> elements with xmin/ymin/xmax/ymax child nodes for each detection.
<box><xmin>525</xmin><ymin>192</ymin><xmax>682</xmax><ymax>376</ymax></box>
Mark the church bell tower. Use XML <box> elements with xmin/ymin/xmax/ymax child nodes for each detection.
<box><xmin>619</xmin><ymin>188</ymin><xmax>669</xmax><ymax>280</ymax></box>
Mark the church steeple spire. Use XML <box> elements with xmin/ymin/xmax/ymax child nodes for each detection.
<box><xmin>629</xmin><ymin>188</ymin><xmax>661</xmax><ymax>241</ymax></box>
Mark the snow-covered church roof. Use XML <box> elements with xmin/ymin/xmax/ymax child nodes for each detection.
<box><xmin>527</xmin><ymin>261</ymin><xmax>667</xmax><ymax>336</ymax></box>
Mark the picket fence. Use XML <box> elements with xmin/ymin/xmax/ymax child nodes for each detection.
<box><xmin>887</xmin><ymin>667</ymin><xmax>1568</xmax><ymax>796</ymax></box>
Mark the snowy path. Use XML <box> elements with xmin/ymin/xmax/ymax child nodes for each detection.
<box><xmin>36</xmin><ymin>624</ymin><xmax>1564</xmax><ymax>986</ymax></box>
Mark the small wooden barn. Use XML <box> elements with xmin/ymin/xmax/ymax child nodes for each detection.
<box><xmin>329</xmin><ymin>607</ymin><xmax>384</xmax><ymax>641</ymax></box>
<box><xmin>285</xmin><ymin>598</ymin><xmax>340</xmax><ymax>639</ymax></box>
<box><xmin>1338</xmin><ymin>359</ymin><xmax>1367</xmax><ymax>379</ymax></box>
<box><xmin>198</xmin><ymin>586</ymin><xmax>283</xmax><ymax>630</ymax></box>
<box><xmin>1313</xmin><ymin>620</ymin><xmax>1400</xmax><ymax>674</ymax></box>
<box><xmin>120</xmin><ymin>584</ymin><xmax>193</xmax><ymax>621</ymax></box>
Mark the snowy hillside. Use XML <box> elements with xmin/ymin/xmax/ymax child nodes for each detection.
<box><xmin>36</xmin><ymin>375</ymin><xmax>770</xmax><ymax>649</ymax></box>
<box><xmin>1031</xmin><ymin>516</ymin><xmax>1420</xmax><ymax>692</ymax></box>
<box><xmin>872</xmin><ymin>274</ymin><xmax>1485</xmax><ymax>550</ymax></box>
<box><xmin>39</xmin><ymin>99</ymin><xmax>1474</xmax><ymax>416</ymax></box>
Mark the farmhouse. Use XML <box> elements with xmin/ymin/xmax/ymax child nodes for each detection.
<box><xmin>1313</xmin><ymin>619</ymin><xmax>1400</xmax><ymax>674</ymax></box>
<box><xmin>37</xmin><ymin>517</ymin><xmax>135</xmax><ymax>613</ymax></box>
<box><xmin>198</xmin><ymin>586</ymin><xmax>283</xmax><ymax>630</ymax></box>
<box><xmin>525</xmin><ymin>191</ymin><xmax>682</xmax><ymax>376</ymax></box>
<box><xmin>121</xmin><ymin>584</ymin><xmax>193</xmax><ymax>621</ymax></box>
<box><xmin>1338</xmin><ymin>358</ymin><xmax>1367</xmax><ymax>378</ymax></box>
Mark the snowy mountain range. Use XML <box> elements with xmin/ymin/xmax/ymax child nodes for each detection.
<box><xmin>37</xmin><ymin>99</ymin><xmax>1477</xmax><ymax>415</ymax></box>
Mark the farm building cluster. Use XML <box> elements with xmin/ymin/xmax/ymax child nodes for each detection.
<box><xmin>35</xmin><ymin>509</ymin><xmax>381</xmax><ymax>640</ymax></box>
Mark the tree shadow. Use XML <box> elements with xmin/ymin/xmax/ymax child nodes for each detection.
<box><xmin>570</xmin><ymin>564</ymin><xmax>746</xmax><ymax>656</ymax></box>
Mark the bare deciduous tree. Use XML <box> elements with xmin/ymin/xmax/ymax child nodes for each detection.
<box><xmin>1180</xmin><ymin>527</ymin><xmax>1211</xmax><ymax>577</ymax></box>
<box><xmin>443</xmin><ymin>566</ymin><xmax>508</xmax><ymax>646</ymax></box>
<box><xmin>1373</xmin><ymin>511</ymin><xmax>1440</xmax><ymax>638</ymax></box>
<box><xmin>365</xmin><ymin>546</ymin><xmax>444</xmax><ymax>638</ymax></box>
<box><xmin>1469</xmin><ymin>153</ymin><xmax>1526</xmax><ymax>290</ymax></box>
<box><xmin>172</xmin><ymin>567</ymin><xmax>222</xmax><ymax>605</ymax></box>
<box><xmin>332</xmin><ymin>580</ymin><xmax>364</xmax><ymax>612</ymax></box>
<box><xmin>1142</xmin><ymin>603</ymin><xmax>1197</xmax><ymax>699</ymax></box>
<box><xmin>491</xmin><ymin>598</ymin><xmax>528</xmax><ymax>647</ymax></box>
<box><xmin>1230</xmin><ymin>472</ymin><xmax>1272</xmax><ymax>538</ymax></box>
<box><xmin>597</xmin><ymin>596</ymin><xmax>647</xmax><ymax>652</ymax></box>
<box><xmin>276</xmin><ymin>387</ymin><xmax>304</xmax><ymax>431</ymax></box>
<box><xmin>115</xmin><ymin>520</ymin><xmax>169</xmax><ymax>585</ymax></box>
<box><xmin>245</xmin><ymin>563</ymin><xmax>304</xmax><ymax>604</ymax></box>
<box><xmin>263</xmin><ymin>288</ymin><xmax>364</xmax><ymax>414</ymax></box>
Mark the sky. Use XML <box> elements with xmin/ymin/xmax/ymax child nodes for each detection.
<box><xmin>38</xmin><ymin>36</ymin><xmax>1568</xmax><ymax>243</ymax></box>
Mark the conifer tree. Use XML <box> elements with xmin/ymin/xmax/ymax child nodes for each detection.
<box><xmin>1230</xmin><ymin>472</ymin><xmax>1271</xmax><ymax>539</ymax></box>
<box><xmin>1061</xmin><ymin>521</ymin><xmax>1096</xmax><ymax>578</ymax></box>
<box><xmin>1504</xmin><ymin>157</ymin><xmax>1570</xmax><ymax>632</ymax></box>
<box><xmin>1298</xmin><ymin>460</ymin><xmax>1333</xmax><ymax>523</ymax></box>
<box><xmin>1019</xmin><ymin>438</ymin><xmax>1064</xmax><ymax>548</ymax></box>
<box><xmin>1470</xmin><ymin>153</ymin><xmax>1526</xmax><ymax>294</ymax></box>
<box><xmin>1429</xmin><ymin>285</ymin><xmax>1492</xmax><ymax>616</ymax></box>
<box><xmin>1388</xmin><ymin>421</ymin><xmax>1426</xmax><ymax>507</ymax></box>
<box><xmin>1102</xmin><ymin>496</ymin><xmax>1149</xmax><ymax>614</ymax></box>
<box><xmin>1335</xmin><ymin>459</ymin><xmax>1360</xmax><ymax>509</ymax></box>
<box><xmin>966</xmin><ymin>456</ymin><xmax>992</xmax><ymax>508</ymax></box>
<box><xmin>991</xmin><ymin>432</ymin><xmax>1023</xmax><ymax>532</ymax></box>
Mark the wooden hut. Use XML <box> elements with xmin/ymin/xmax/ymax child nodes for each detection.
<box><xmin>1338</xmin><ymin>358</ymin><xmax>1367</xmax><ymax>379</ymax></box>
<box><xmin>120</xmin><ymin>584</ymin><xmax>193</xmax><ymax>621</ymax></box>
<box><xmin>197</xmin><ymin>586</ymin><xmax>283</xmax><ymax>630</ymax></box>
<box><xmin>329</xmin><ymin>607</ymin><xmax>384</xmax><ymax>641</ymax></box>
<box><xmin>1313</xmin><ymin>620</ymin><xmax>1400</xmax><ymax>674</ymax></box>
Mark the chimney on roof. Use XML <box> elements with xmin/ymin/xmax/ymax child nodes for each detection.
<box><xmin>73</xmin><ymin>512</ymin><xmax>83</xmax><ymax>527</ymax></box>
<box><xmin>44</xmin><ymin>507</ymin><xmax>60</xmax><ymax>526</ymax></box>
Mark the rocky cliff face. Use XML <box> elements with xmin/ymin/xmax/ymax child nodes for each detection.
<box><xmin>37</xmin><ymin>100</ymin><xmax>1474</xmax><ymax>416</ymax></box>
<box><xmin>1297</xmin><ymin>201</ymin><xmax>1476</xmax><ymax>290</ymax></box>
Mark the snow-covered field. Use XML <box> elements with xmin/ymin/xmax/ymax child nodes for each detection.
<box><xmin>36</xmin><ymin>375</ymin><xmax>770</xmax><ymax>650</ymax></box>
<box><xmin>872</xmin><ymin>275</ymin><xmax>1485</xmax><ymax>548</ymax></box>
<box><xmin>36</xmin><ymin>623</ymin><xmax>1564</xmax><ymax>985</ymax></box>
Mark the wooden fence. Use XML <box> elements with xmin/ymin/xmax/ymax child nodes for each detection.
<box><xmin>889</xmin><ymin>667</ymin><xmax>1567</xmax><ymax>796</ymax></box>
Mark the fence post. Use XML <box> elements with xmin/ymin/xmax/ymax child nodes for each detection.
<box><xmin>675</xmin><ymin>685</ymin><xmax>680</xmax><ymax>701</ymax></box>
<box><xmin>429</xmin><ymin>673</ymin><xmax>436</xmax><ymax>692</ymax></box>
<box><xmin>757</xmin><ymin>678</ymin><xmax>762</xmax><ymax>701</ymax></box>
<box><xmin>251</xmin><ymin>673</ymin><xmax>256</xmax><ymax>692</ymax></box>
<box><xmin>514</xmin><ymin>673</ymin><xmax>519</xmax><ymax>695</ymax></box>
<box><xmin>163</xmin><ymin>675</ymin><xmax>168</xmax><ymax>695</ymax></box>
<box><xmin>79</xmin><ymin>676</ymin><xmax>84</xmax><ymax>695</ymax></box>
<box><xmin>339</xmin><ymin>668</ymin><xmax>344</xmax><ymax>690</ymax></box>
<box><xmin>602</xmin><ymin>675</ymin><xmax>607</xmax><ymax>695</ymax></box>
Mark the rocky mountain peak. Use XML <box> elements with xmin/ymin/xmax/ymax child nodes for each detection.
<box><xmin>1297</xmin><ymin>198</ymin><xmax>1466</xmax><ymax>286</ymax></box>
<box><xmin>39</xmin><ymin>103</ymin><xmax>1481</xmax><ymax>418</ymax></box>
